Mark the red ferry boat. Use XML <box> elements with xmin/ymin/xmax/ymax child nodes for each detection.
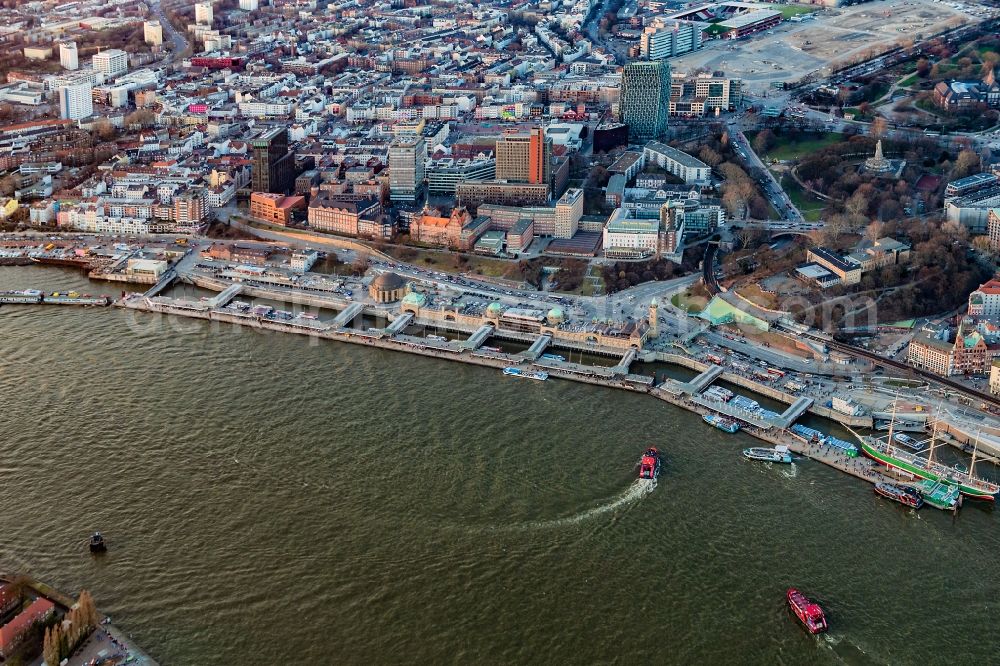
<box><xmin>787</xmin><ymin>588</ymin><xmax>827</xmax><ymax>634</ymax></box>
<box><xmin>639</xmin><ymin>447</ymin><xmax>661</xmax><ymax>480</ymax></box>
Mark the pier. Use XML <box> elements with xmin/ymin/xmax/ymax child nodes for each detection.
<box><xmin>690</xmin><ymin>394</ymin><xmax>775</xmax><ymax>429</ymax></box>
<box><xmin>0</xmin><ymin>291</ymin><xmax>110</xmax><ymax>306</ymax></box>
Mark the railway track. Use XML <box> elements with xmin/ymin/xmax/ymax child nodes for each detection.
<box><xmin>801</xmin><ymin>332</ymin><xmax>1000</xmax><ymax>411</ymax></box>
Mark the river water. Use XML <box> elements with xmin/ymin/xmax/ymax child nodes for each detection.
<box><xmin>2</xmin><ymin>267</ymin><xmax>998</xmax><ymax>665</ymax></box>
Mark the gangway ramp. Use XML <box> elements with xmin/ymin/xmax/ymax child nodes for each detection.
<box><xmin>463</xmin><ymin>324</ymin><xmax>494</xmax><ymax>350</ymax></box>
<box><xmin>142</xmin><ymin>270</ymin><xmax>178</xmax><ymax>298</ymax></box>
<box><xmin>611</xmin><ymin>348</ymin><xmax>638</xmax><ymax>376</ymax></box>
<box><xmin>684</xmin><ymin>365</ymin><xmax>723</xmax><ymax>395</ymax></box>
<box><xmin>385</xmin><ymin>312</ymin><xmax>413</xmax><ymax>335</ymax></box>
<box><xmin>773</xmin><ymin>396</ymin><xmax>814</xmax><ymax>429</ymax></box>
<box><xmin>205</xmin><ymin>283</ymin><xmax>243</xmax><ymax>308</ymax></box>
<box><xmin>522</xmin><ymin>333</ymin><xmax>552</xmax><ymax>360</ymax></box>
<box><xmin>332</xmin><ymin>302</ymin><xmax>364</xmax><ymax>328</ymax></box>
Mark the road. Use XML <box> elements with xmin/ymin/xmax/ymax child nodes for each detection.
<box><xmin>729</xmin><ymin>128</ymin><xmax>804</xmax><ymax>223</ymax></box>
<box><xmin>148</xmin><ymin>0</ymin><xmax>189</xmax><ymax>59</ymax></box>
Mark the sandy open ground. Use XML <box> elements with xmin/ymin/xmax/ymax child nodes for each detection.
<box><xmin>670</xmin><ymin>0</ymin><xmax>978</xmax><ymax>94</ymax></box>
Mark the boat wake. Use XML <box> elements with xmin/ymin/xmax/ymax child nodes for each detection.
<box><xmin>781</xmin><ymin>463</ymin><xmax>798</xmax><ymax>479</ymax></box>
<box><xmin>510</xmin><ymin>479</ymin><xmax>657</xmax><ymax>530</ymax></box>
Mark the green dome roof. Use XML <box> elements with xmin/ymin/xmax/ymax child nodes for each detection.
<box><xmin>401</xmin><ymin>291</ymin><xmax>426</xmax><ymax>307</ymax></box>
<box><xmin>486</xmin><ymin>302</ymin><xmax>503</xmax><ymax>314</ymax></box>
<box><xmin>547</xmin><ymin>307</ymin><xmax>564</xmax><ymax>321</ymax></box>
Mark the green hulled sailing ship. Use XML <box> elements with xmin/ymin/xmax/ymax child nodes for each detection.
<box><xmin>860</xmin><ymin>437</ymin><xmax>998</xmax><ymax>502</ymax></box>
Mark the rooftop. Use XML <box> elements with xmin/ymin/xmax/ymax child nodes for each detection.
<box><xmin>644</xmin><ymin>142</ymin><xmax>709</xmax><ymax>170</ymax></box>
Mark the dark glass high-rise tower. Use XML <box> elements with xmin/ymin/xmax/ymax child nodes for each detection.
<box><xmin>620</xmin><ymin>61</ymin><xmax>671</xmax><ymax>144</ymax></box>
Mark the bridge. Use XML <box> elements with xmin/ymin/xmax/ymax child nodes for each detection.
<box><xmin>521</xmin><ymin>333</ymin><xmax>553</xmax><ymax>361</ymax></box>
<box><xmin>611</xmin><ymin>348</ymin><xmax>638</xmax><ymax>376</ymax></box>
<box><xmin>385</xmin><ymin>312</ymin><xmax>413</xmax><ymax>336</ymax></box>
<box><xmin>332</xmin><ymin>302</ymin><xmax>364</xmax><ymax>328</ymax></box>
<box><xmin>681</xmin><ymin>365</ymin><xmax>724</xmax><ymax>395</ymax></box>
<box><xmin>205</xmin><ymin>283</ymin><xmax>243</xmax><ymax>308</ymax></box>
<box><xmin>142</xmin><ymin>270</ymin><xmax>178</xmax><ymax>298</ymax></box>
<box><xmin>463</xmin><ymin>324</ymin><xmax>494</xmax><ymax>350</ymax></box>
<box><xmin>771</xmin><ymin>396</ymin><xmax>814</xmax><ymax>429</ymax></box>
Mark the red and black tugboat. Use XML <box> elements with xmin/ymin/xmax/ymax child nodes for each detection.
<box><xmin>787</xmin><ymin>588</ymin><xmax>827</xmax><ymax>634</ymax></box>
<box><xmin>638</xmin><ymin>447</ymin><xmax>661</xmax><ymax>480</ymax></box>
<box><xmin>89</xmin><ymin>532</ymin><xmax>107</xmax><ymax>554</ymax></box>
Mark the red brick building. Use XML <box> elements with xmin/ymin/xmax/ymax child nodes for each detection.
<box><xmin>249</xmin><ymin>192</ymin><xmax>305</xmax><ymax>226</ymax></box>
<box><xmin>0</xmin><ymin>597</ymin><xmax>55</xmax><ymax>658</ymax></box>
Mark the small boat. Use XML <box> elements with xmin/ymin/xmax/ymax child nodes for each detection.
<box><xmin>787</xmin><ymin>588</ymin><xmax>827</xmax><ymax>634</ymax></box>
<box><xmin>540</xmin><ymin>353</ymin><xmax>566</xmax><ymax>362</ymax></box>
<box><xmin>703</xmin><ymin>413</ymin><xmax>740</xmax><ymax>433</ymax></box>
<box><xmin>480</xmin><ymin>345</ymin><xmax>502</xmax><ymax>353</ymax></box>
<box><xmin>89</xmin><ymin>532</ymin><xmax>107</xmax><ymax>553</ymax></box>
<box><xmin>639</xmin><ymin>447</ymin><xmax>661</xmax><ymax>480</ymax></box>
<box><xmin>893</xmin><ymin>433</ymin><xmax>923</xmax><ymax>451</ymax></box>
<box><xmin>502</xmin><ymin>367</ymin><xmax>548</xmax><ymax>381</ymax></box>
<box><xmin>743</xmin><ymin>446</ymin><xmax>792</xmax><ymax>463</ymax></box>
<box><xmin>874</xmin><ymin>482</ymin><xmax>923</xmax><ymax>509</ymax></box>
<box><xmin>426</xmin><ymin>335</ymin><xmax>448</xmax><ymax>342</ymax></box>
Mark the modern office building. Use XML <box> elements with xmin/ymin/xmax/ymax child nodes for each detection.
<box><xmin>426</xmin><ymin>158</ymin><xmax>496</xmax><ymax>194</ymax></box>
<box><xmin>59</xmin><ymin>41</ymin><xmax>78</xmax><ymax>70</ymax></box>
<box><xmin>195</xmin><ymin>1</ymin><xmax>214</xmax><ymax>25</ymax></box>
<box><xmin>91</xmin><ymin>49</ymin><xmax>128</xmax><ymax>78</ymax></box>
<box><xmin>251</xmin><ymin>127</ymin><xmax>295</xmax><ymax>195</ymax></box>
<box><xmin>58</xmin><ymin>81</ymin><xmax>93</xmax><ymax>120</ymax></box>
<box><xmin>620</xmin><ymin>61</ymin><xmax>671</xmax><ymax>143</ymax></box>
<box><xmin>495</xmin><ymin>127</ymin><xmax>551</xmax><ymax>186</ymax></box>
<box><xmin>553</xmin><ymin>188</ymin><xmax>583</xmax><ymax>239</ymax></box>
<box><xmin>640</xmin><ymin>20</ymin><xmax>703</xmax><ymax>60</ymax></box>
<box><xmin>239</xmin><ymin>0</ymin><xmax>259</xmax><ymax>9</ymax></box>
<box><xmin>144</xmin><ymin>20</ymin><xmax>163</xmax><ymax>46</ymax></box>
<box><xmin>389</xmin><ymin>135</ymin><xmax>426</xmax><ymax>203</ymax></box>
<box><xmin>455</xmin><ymin>181</ymin><xmax>549</xmax><ymax>208</ymax></box>
<box><xmin>670</xmin><ymin>72</ymin><xmax>743</xmax><ymax>116</ymax></box>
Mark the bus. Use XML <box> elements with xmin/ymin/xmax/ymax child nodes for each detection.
<box><xmin>767</xmin><ymin>368</ymin><xmax>786</xmax><ymax>378</ymax></box>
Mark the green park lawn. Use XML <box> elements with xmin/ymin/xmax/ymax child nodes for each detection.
<box><xmin>780</xmin><ymin>174</ymin><xmax>826</xmax><ymax>222</ymax></box>
<box><xmin>750</xmin><ymin>131</ymin><xmax>846</xmax><ymax>162</ymax></box>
